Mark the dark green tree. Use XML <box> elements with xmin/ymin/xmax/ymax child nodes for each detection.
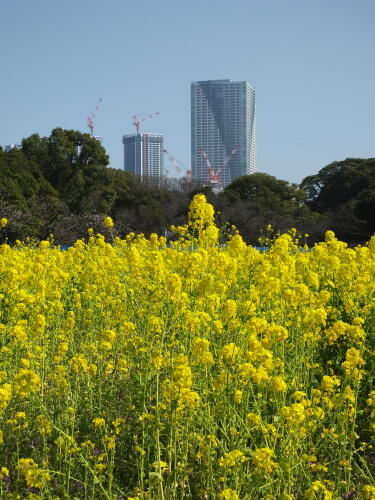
<box><xmin>0</xmin><ymin>148</ymin><xmax>58</xmax><ymax>211</ymax></box>
<box><xmin>22</xmin><ymin>128</ymin><xmax>110</xmax><ymax>213</ymax></box>
<box><xmin>300</xmin><ymin>158</ymin><xmax>375</xmax><ymax>241</ymax></box>
<box><xmin>224</xmin><ymin>172</ymin><xmax>305</xmax><ymax>205</ymax></box>
<box><xmin>217</xmin><ymin>173</ymin><xmax>316</xmax><ymax>244</ymax></box>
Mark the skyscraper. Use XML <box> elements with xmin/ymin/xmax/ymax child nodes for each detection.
<box><xmin>191</xmin><ymin>79</ymin><xmax>256</xmax><ymax>189</ymax></box>
<box><xmin>122</xmin><ymin>133</ymin><xmax>164</xmax><ymax>181</ymax></box>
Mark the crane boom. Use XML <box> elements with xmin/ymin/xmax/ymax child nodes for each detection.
<box><xmin>86</xmin><ymin>97</ymin><xmax>103</xmax><ymax>135</ymax></box>
<box><xmin>200</xmin><ymin>145</ymin><xmax>239</xmax><ymax>188</ymax></box>
<box><xmin>199</xmin><ymin>147</ymin><xmax>213</xmax><ymax>177</ymax></box>
<box><xmin>162</xmin><ymin>149</ymin><xmax>191</xmax><ymax>181</ymax></box>
<box><xmin>216</xmin><ymin>145</ymin><xmax>240</xmax><ymax>176</ymax></box>
<box><xmin>132</xmin><ymin>112</ymin><xmax>160</xmax><ymax>133</ymax></box>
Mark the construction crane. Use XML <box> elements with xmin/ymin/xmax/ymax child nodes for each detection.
<box><xmin>211</xmin><ymin>145</ymin><xmax>240</xmax><ymax>187</ymax></box>
<box><xmin>132</xmin><ymin>112</ymin><xmax>160</xmax><ymax>134</ymax></box>
<box><xmin>199</xmin><ymin>148</ymin><xmax>214</xmax><ymax>179</ymax></box>
<box><xmin>199</xmin><ymin>146</ymin><xmax>239</xmax><ymax>189</ymax></box>
<box><xmin>86</xmin><ymin>98</ymin><xmax>103</xmax><ymax>136</ymax></box>
<box><xmin>162</xmin><ymin>149</ymin><xmax>192</xmax><ymax>182</ymax></box>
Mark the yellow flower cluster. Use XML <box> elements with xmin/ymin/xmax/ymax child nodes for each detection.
<box><xmin>362</xmin><ymin>485</ymin><xmax>375</xmax><ymax>499</ymax></box>
<box><xmin>0</xmin><ymin>197</ymin><xmax>374</xmax><ymax>498</ymax></box>
<box><xmin>304</xmin><ymin>480</ymin><xmax>334</xmax><ymax>499</ymax></box>
<box><xmin>218</xmin><ymin>488</ymin><xmax>239</xmax><ymax>500</ymax></box>
<box><xmin>17</xmin><ymin>458</ymin><xmax>50</xmax><ymax>489</ymax></box>
<box><xmin>342</xmin><ymin>347</ymin><xmax>366</xmax><ymax>381</ymax></box>
<box><xmin>252</xmin><ymin>447</ymin><xmax>278</xmax><ymax>474</ymax></box>
<box><xmin>218</xmin><ymin>449</ymin><xmax>247</xmax><ymax>468</ymax></box>
<box><xmin>13</xmin><ymin>368</ymin><xmax>40</xmax><ymax>398</ymax></box>
<box><xmin>192</xmin><ymin>337</ymin><xmax>214</xmax><ymax>366</ymax></box>
<box><xmin>281</xmin><ymin>402</ymin><xmax>307</xmax><ymax>426</ymax></box>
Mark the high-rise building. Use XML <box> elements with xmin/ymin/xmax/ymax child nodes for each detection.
<box><xmin>122</xmin><ymin>133</ymin><xmax>164</xmax><ymax>181</ymax></box>
<box><xmin>191</xmin><ymin>79</ymin><xmax>256</xmax><ymax>189</ymax></box>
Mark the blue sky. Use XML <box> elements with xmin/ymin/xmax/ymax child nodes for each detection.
<box><xmin>1</xmin><ymin>0</ymin><xmax>374</xmax><ymax>183</ymax></box>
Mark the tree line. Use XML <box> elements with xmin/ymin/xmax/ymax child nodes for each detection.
<box><xmin>1</xmin><ymin>128</ymin><xmax>374</xmax><ymax>245</ymax></box>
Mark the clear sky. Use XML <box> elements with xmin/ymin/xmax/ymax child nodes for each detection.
<box><xmin>1</xmin><ymin>0</ymin><xmax>374</xmax><ymax>183</ymax></box>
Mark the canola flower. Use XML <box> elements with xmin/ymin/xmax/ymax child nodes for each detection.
<box><xmin>103</xmin><ymin>216</ymin><xmax>114</xmax><ymax>229</ymax></box>
<box><xmin>0</xmin><ymin>196</ymin><xmax>374</xmax><ymax>499</ymax></box>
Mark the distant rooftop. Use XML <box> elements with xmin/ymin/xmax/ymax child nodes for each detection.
<box><xmin>122</xmin><ymin>133</ymin><xmax>164</xmax><ymax>139</ymax></box>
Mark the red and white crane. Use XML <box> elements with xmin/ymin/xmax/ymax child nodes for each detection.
<box><xmin>199</xmin><ymin>145</ymin><xmax>239</xmax><ymax>188</ymax></box>
<box><xmin>132</xmin><ymin>112</ymin><xmax>160</xmax><ymax>134</ymax></box>
<box><xmin>162</xmin><ymin>149</ymin><xmax>192</xmax><ymax>182</ymax></box>
<box><xmin>199</xmin><ymin>148</ymin><xmax>214</xmax><ymax>178</ymax></box>
<box><xmin>87</xmin><ymin>98</ymin><xmax>103</xmax><ymax>136</ymax></box>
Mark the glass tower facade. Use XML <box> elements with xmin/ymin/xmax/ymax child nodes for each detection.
<box><xmin>122</xmin><ymin>133</ymin><xmax>164</xmax><ymax>181</ymax></box>
<box><xmin>191</xmin><ymin>79</ymin><xmax>256</xmax><ymax>189</ymax></box>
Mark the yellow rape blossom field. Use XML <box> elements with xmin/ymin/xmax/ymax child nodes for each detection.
<box><xmin>0</xmin><ymin>195</ymin><xmax>374</xmax><ymax>499</ymax></box>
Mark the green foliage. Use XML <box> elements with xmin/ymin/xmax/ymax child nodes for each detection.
<box><xmin>224</xmin><ymin>172</ymin><xmax>306</xmax><ymax>206</ymax></box>
<box><xmin>1</xmin><ymin>129</ymin><xmax>374</xmax><ymax>244</ymax></box>
<box><xmin>218</xmin><ymin>173</ymin><xmax>317</xmax><ymax>244</ymax></box>
<box><xmin>354</xmin><ymin>189</ymin><xmax>375</xmax><ymax>234</ymax></box>
<box><xmin>22</xmin><ymin>128</ymin><xmax>110</xmax><ymax>213</ymax></box>
<box><xmin>0</xmin><ymin>148</ymin><xmax>58</xmax><ymax>211</ymax></box>
<box><xmin>301</xmin><ymin>158</ymin><xmax>375</xmax><ymax>240</ymax></box>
